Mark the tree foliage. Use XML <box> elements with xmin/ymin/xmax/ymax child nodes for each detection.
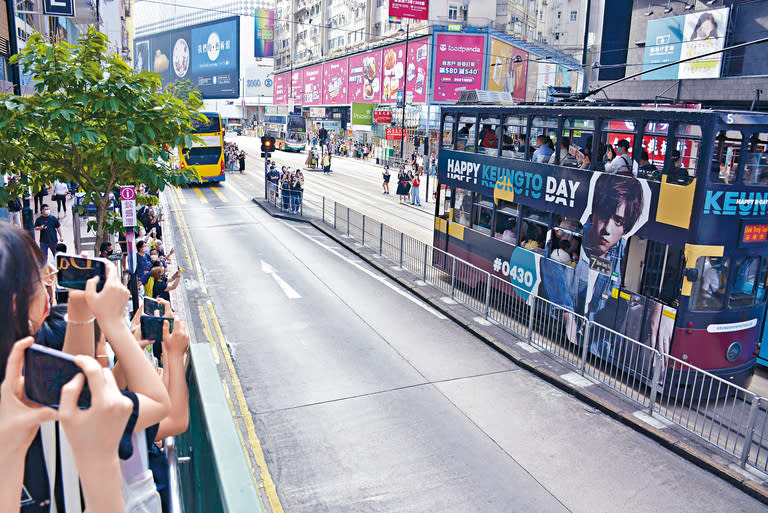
<box><xmin>0</xmin><ymin>28</ymin><xmax>204</xmax><ymax>249</ymax></box>
<box><xmin>166</xmin><ymin>79</ymin><xmax>200</xmax><ymax>101</ymax></box>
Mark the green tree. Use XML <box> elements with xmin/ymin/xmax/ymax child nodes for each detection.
<box><xmin>0</xmin><ymin>28</ymin><xmax>204</xmax><ymax>251</ymax></box>
<box><xmin>166</xmin><ymin>79</ymin><xmax>200</xmax><ymax>101</ymax></box>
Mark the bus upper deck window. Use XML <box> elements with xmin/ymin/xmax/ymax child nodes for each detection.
<box><xmin>531</xmin><ymin>117</ymin><xmax>558</xmax><ymax>162</ymax></box>
<box><xmin>502</xmin><ymin>115</ymin><xmax>527</xmax><ymax>160</ymax></box>
<box><xmin>665</xmin><ymin>124</ymin><xmax>701</xmax><ymax>185</ymax></box>
<box><xmin>442</xmin><ymin>115</ymin><xmax>455</xmax><ymax>149</ymax></box>
<box><xmin>710</xmin><ymin>130</ymin><xmax>741</xmax><ymax>185</ymax></box>
<box><xmin>562</xmin><ymin>119</ymin><xmax>595</xmax><ymax>169</ymax></box>
<box><xmin>478</xmin><ymin>116</ymin><xmax>501</xmax><ymax>155</ymax></box>
<box><xmin>743</xmin><ymin>132</ymin><xmax>768</xmax><ymax>185</ymax></box>
<box><xmin>456</xmin><ymin>116</ymin><xmax>477</xmax><ymax>153</ymax></box>
<box><xmin>729</xmin><ymin>257</ymin><xmax>760</xmax><ymax>309</ymax></box>
<box><xmin>691</xmin><ymin>256</ymin><xmax>729</xmax><ymax>311</ymax></box>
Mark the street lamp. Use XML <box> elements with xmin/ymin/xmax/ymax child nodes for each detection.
<box><xmin>397</xmin><ymin>22</ymin><xmax>410</xmax><ymax>163</ymax></box>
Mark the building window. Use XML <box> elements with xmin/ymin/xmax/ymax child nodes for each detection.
<box><xmin>448</xmin><ymin>5</ymin><xmax>458</xmax><ymax>20</ymax></box>
<box><xmin>557</xmin><ymin>11</ymin><xmax>561</xmax><ymax>19</ymax></box>
<box><xmin>570</xmin><ymin>11</ymin><xmax>577</xmax><ymax>21</ymax></box>
<box><xmin>538</xmin><ymin>10</ymin><xmax>543</xmax><ymax>20</ymax></box>
<box><xmin>555</xmin><ymin>32</ymin><xmax>560</xmax><ymax>40</ymax></box>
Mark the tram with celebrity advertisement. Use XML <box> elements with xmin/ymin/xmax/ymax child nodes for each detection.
<box><xmin>434</xmin><ymin>99</ymin><xmax>768</xmax><ymax>389</ymax></box>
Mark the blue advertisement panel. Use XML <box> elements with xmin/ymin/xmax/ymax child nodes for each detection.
<box><xmin>134</xmin><ymin>17</ymin><xmax>240</xmax><ymax>99</ymax></box>
<box><xmin>641</xmin><ymin>17</ymin><xmax>683</xmax><ymax>80</ymax></box>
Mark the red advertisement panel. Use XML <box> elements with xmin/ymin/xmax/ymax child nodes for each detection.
<box><xmin>388</xmin><ymin>0</ymin><xmax>428</xmax><ymax>20</ymax></box>
<box><xmin>386</xmin><ymin>127</ymin><xmax>409</xmax><ymax>140</ymax></box>
<box><xmin>322</xmin><ymin>58</ymin><xmax>348</xmax><ymax>105</ymax></box>
<box><xmin>301</xmin><ymin>65</ymin><xmax>322</xmax><ymax>105</ymax></box>
<box><xmin>273</xmin><ymin>73</ymin><xmax>288</xmax><ymax>105</ymax></box>
<box><xmin>433</xmin><ymin>33</ymin><xmax>485</xmax><ymax>103</ymax></box>
<box><xmin>348</xmin><ymin>49</ymin><xmax>382</xmax><ymax>103</ymax></box>
<box><xmin>380</xmin><ymin>37</ymin><xmax>429</xmax><ymax>105</ymax></box>
<box><xmin>373</xmin><ymin>109</ymin><xmax>392</xmax><ymax>123</ymax></box>
<box><xmin>291</xmin><ymin>71</ymin><xmax>303</xmax><ymax>105</ymax></box>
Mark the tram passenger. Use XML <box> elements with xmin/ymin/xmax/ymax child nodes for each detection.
<box><xmin>666</xmin><ymin>150</ymin><xmax>693</xmax><ymax>185</ymax></box>
<box><xmin>604</xmin><ymin>139</ymin><xmax>632</xmax><ymax>175</ymax></box>
<box><xmin>636</xmin><ymin>150</ymin><xmax>660</xmax><ymax>181</ymax></box>
<box><xmin>532</xmin><ymin>135</ymin><xmax>554</xmax><ymax>163</ymax></box>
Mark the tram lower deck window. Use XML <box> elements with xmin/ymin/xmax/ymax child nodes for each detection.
<box><xmin>691</xmin><ymin>256</ymin><xmax>730</xmax><ymax>311</ymax></box>
<box><xmin>729</xmin><ymin>257</ymin><xmax>760</xmax><ymax>309</ymax></box>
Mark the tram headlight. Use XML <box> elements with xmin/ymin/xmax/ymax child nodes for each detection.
<box><xmin>726</xmin><ymin>342</ymin><xmax>742</xmax><ymax>363</ymax></box>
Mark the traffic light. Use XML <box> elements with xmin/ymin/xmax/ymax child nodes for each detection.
<box><xmin>261</xmin><ymin>135</ymin><xmax>275</xmax><ymax>158</ymax></box>
<box><xmin>318</xmin><ymin>128</ymin><xmax>328</xmax><ymax>144</ymax></box>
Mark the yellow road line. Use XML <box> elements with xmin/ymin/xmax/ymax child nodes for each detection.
<box><xmin>192</xmin><ymin>186</ymin><xmax>208</xmax><ymax>203</ymax></box>
<box><xmin>166</xmin><ymin>188</ymin><xmax>194</xmax><ymax>284</ymax></box>
<box><xmin>169</xmin><ymin>188</ymin><xmax>208</xmax><ymax>295</ymax></box>
<box><xmin>222</xmin><ymin>181</ymin><xmax>248</xmax><ymax>201</ymax></box>
<box><xmin>173</xmin><ymin>186</ymin><xmax>186</xmax><ymax>205</ymax></box>
<box><xmin>210</xmin><ymin>185</ymin><xmax>229</xmax><ymax>203</ymax></box>
<box><xmin>197</xmin><ymin>304</ymin><xmax>220</xmax><ymax>365</ymax></box>
<box><xmin>207</xmin><ymin>300</ymin><xmax>284</xmax><ymax>513</ymax></box>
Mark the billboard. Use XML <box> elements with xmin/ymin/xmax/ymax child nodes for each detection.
<box><xmin>351</xmin><ymin>103</ymin><xmax>373</xmax><ymax>126</ymax></box>
<box><xmin>273</xmin><ymin>72</ymin><xmax>288</xmax><ymax>105</ymax></box>
<box><xmin>487</xmin><ymin>38</ymin><xmax>528</xmax><ymax>102</ymax></box>
<box><xmin>243</xmin><ymin>66</ymin><xmax>273</xmax><ymax>100</ymax></box>
<box><xmin>380</xmin><ymin>37</ymin><xmax>429</xmax><ymax>105</ymax></box>
<box><xmin>388</xmin><ymin>0</ymin><xmax>428</xmax><ymax>20</ymax></box>
<box><xmin>642</xmin><ymin>7</ymin><xmax>730</xmax><ymax>80</ymax></box>
<box><xmin>291</xmin><ymin>71</ymin><xmax>303</xmax><ymax>105</ymax></box>
<box><xmin>323</xmin><ymin>58</ymin><xmax>348</xmax><ymax>105</ymax></box>
<box><xmin>432</xmin><ymin>32</ymin><xmax>486</xmax><ymax>103</ymax></box>
<box><xmin>254</xmin><ymin>9</ymin><xmax>274</xmax><ymax>58</ymax></box>
<box><xmin>302</xmin><ymin>65</ymin><xmax>323</xmax><ymax>105</ymax></box>
<box><xmin>348</xmin><ymin>49</ymin><xmax>382</xmax><ymax>104</ymax></box>
<box><xmin>134</xmin><ymin>17</ymin><xmax>240</xmax><ymax>99</ymax></box>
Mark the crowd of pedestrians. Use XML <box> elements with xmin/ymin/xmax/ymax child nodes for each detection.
<box><xmin>0</xmin><ymin>187</ymin><xmax>190</xmax><ymax>512</ymax></box>
<box><xmin>224</xmin><ymin>141</ymin><xmax>246</xmax><ymax>173</ymax></box>
<box><xmin>265</xmin><ymin>161</ymin><xmax>305</xmax><ymax>213</ymax></box>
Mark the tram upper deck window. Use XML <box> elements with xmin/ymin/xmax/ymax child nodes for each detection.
<box><xmin>502</xmin><ymin>115</ymin><xmax>527</xmax><ymax>159</ymax></box>
<box><xmin>453</xmin><ymin>188</ymin><xmax>472</xmax><ymax>226</ymax></box>
<box><xmin>562</xmin><ymin>118</ymin><xmax>594</xmax><ymax>169</ymax></box>
<box><xmin>478</xmin><ymin>116</ymin><xmax>501</xmax><ymax>155</ymax></box>
<box><xmin>710</xmin><ymin>130</ymin><xmax>741</xmax><ymax>184</ymax></box>
<box><xmin>729</xmin><ymin>257</ymin><xmax>760</xmax><ymax>309</ymax></box>
<box><xmin>666</xmin><ymin>124</ymin><xmax>701</xmax><ymax>185</ymax></box>
<box><xmin>638</xmin><ymin>121</ymin><xmax>668</xmax><ymax>181</ymax></box>
<box><xmin>456</xmin><ymin>116</ymin><xmax>477</xmax><ymax>152</ymax></box>
<box><xmin>743</xmin><ymin>132</ymin><xmax>768</xmax><ymax>185</ymax></box>
<box><xmin>530</xmin><ymin>117</ymin><xmax>557</xmax><ymax>162</ymax></box>
<box><xmin>442</xmin><ymin>115</ymin><xmax>455</xmax><ymax>149</ymax></box>
<box><xmin>494</xmin><ymin>200</ymin><xmax>519</xmax><ymax>245</ymax></box>
<box><xmin>472</xmin><ymin>193</ymin><xmax>494</xmax><ymax>234</ymax></box>
<box><xmin>597</xmin><ymin>120</ymin><xmax>636</xmax><ymax>173</ymax></box>
<box><xmin>691</xmin><ymin>256</ymin><xmax>729</xmax><ymax>311</ymax></box>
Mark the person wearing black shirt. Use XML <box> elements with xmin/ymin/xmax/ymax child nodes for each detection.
<box><xmin>33</xmin><ymin>205</ymin><xmax>62</xmax><ymax>260</ymax></box>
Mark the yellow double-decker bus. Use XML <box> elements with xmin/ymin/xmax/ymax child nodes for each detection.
<box><xmin>180</xmin><ymin>112</ymin><xmax>226</xmax><ymax>183</ymax></box>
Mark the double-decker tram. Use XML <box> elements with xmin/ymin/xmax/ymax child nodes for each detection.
<box><xmin>434</xmin><ymin>99</ymin><xmax>768</xmax><ymax>390</ymax></box>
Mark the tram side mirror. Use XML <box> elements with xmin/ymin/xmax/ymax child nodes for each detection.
<box><xmin>683</xmin><ymin>268</ymin><xmax>699</xmax><ymax>282</ymax></box>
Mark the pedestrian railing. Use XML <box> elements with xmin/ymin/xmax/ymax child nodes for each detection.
<box><xmin>319</xmin><ymin>197</ymin><xmax>768</xmax><ymax>476</ymax></box>
<box><xmin>267</xmin><ymin>183</ymin><xmax>304</xmax><ymax>216</ymax></box>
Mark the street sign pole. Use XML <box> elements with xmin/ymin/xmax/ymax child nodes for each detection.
<box><xmin>120</xmin><ymin>186</ymin><xmax>139</xmax><ymax>313</ymax></box>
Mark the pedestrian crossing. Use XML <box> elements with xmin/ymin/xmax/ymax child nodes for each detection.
<box><xmin>171</xmin><ymin>181</ymin><xmax>253</xmax><ymax>206</ymax></box>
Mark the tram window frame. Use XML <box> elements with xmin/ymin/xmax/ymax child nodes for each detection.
<box><xmin>471</xmin><ymin>193</ymin><xmax>494</xmax><ymax>234</ymax></box>
<box><xmin>530</xmin><ymin>116</ymin><xmax>558</xmax><ymax>163</ymax></box>
<box><xmin>456</xmin><ymin>115</ymin><xmax>478</xmax><ymax>153</ymax></box>
<box><xmin>550</xmin><ymin>215</ymin><xmax>583</xmax><ymax>265</ymax></box>
<box><xmin>441</xmin><ymin>114</ymin><xmax>456</xmax><ymax>149</ymax></box>
<box><xmin>637</xmin><ymin>121</ymin><xmax>668</xmax><ymax>181</ymax></box>
<box><xmin>453</xmin><ymin>187</ymin><xmax>473</xmax><ymax>227</ymax></box>
<box><xmin>691</xmin><ymin>256</ymin><xmax>730</xmax><ymax>311</ymax></box>
<box><xmin>562</xmin><ymin>118</ymin><xmax>595</xmax><ymax>169</ymax></box>
<box><xmin>743</xmin><ymin>132</ymin><xmax>768</xmax><ymax>185</ymax></box>
<box><xmin>501</xmin><ymin>115</ymin><xmax>528</xmax><ymax>160</ymax></box>
<box><xmin>710</xmin><ymin>130</ymin><xmax>743</xmax><ymax>185</ymax></box>
<box><xmin>478</xmin><ymin>116</ymin><xmax>501</xmax><ymax>156</ymax></box>
<box><xmin>494</xmin><ymin>199</ymin><xmax>520</xmax><ymax>245</ymax></box>
<box><xmin>520</xmin><ymin>206</ymin><xmax>549</xmax><ymax>253</ymax></box>
<box><xmin>598</xmin><ymin>119</ymin><xmax>637</xmax><ymax>173</ymax></box>
<box><xmin>757</xmin><ymin>258</ymin><xmax>768</xmax><ymax>304</ymax></box>
<box><xmin>729</xmin><ymin>256</ymin><xmax>760</xmax><ymax>309</ymax></box>
<box><xmin>665</xmin><ymin>124</ymin><xmax>702</xmax><ymax>186</ymax></box>
<box><xmin>437</xmin><ymin>185</ymin><xmax>451</xmax><ymax>219</ymax></box>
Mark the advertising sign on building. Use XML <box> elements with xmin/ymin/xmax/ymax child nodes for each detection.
<box><xmin>642</xmin><ymin>7</ymin><xmax>730</xmax><ymax>80</ymax></box>
<box><xmin>254</xmin><ymin>9</ymin><xmax>275</xmax><ymax>58</ymax></box>
<box><xmin>380</xmin><ymin>37</ymin><xmax>429</xmax><ymax>105</ymax></box>
<box><xmin>291</xmin><ymin>70</ymin><xmax>304</xmax><ymax>105</ymax></box>
<box><xmin>351</xmin><ymin>103</ymin><xmax>373</xmax><ymax>126</ymax></box>
<box><xmin>134</xmin><ymin>17</ymin><xmax>240</xmax><ymax>99</ymax></box>
<box><xmin>348</xmin><ymin>49</ymin><xmax>382</xmax><ymax>104</ymax></box>
<box><xmin>388</xmin><ymin>0</ymin><xmax>429</xmax><ymax>20</ymax></box>
<box><xmin>386</xmin><ymin>127</ymin><xmax>409</xmax><ymax>140</ymax></box>
<box><xmin>302</xmin><ymin>65</ymin><xmax>323</xmax><ymax>105</ymax></box>
<box><xmin>373</xmin><ymin>109</ymin><xmax>393</xmax><ymax>123</ymax></box>
<box><xmin>322</xmin><ymin>58</ymin><xmax>349</xmax><ymax>105</ymax></box>
<box><xmin>432</xmin><ymin>33</ymin><xmax>486</xmax><ymax>103</ymax></box>
<box><xmin>309</xmin><ymin>107</ymin><xmax>326</xmax><ymax>118</ymax></box>
<box><xmin>273</xmin><ymin>73</ymin><xmax>288</xmax><ymax>105</ymax></box>
<box><xmin>487</xmin><ymin>38</ymin><xmax>528</xmax><ymax>102</ymax></box>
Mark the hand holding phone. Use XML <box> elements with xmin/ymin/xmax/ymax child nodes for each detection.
<box><xmin>24</xmin><ymin>343</ymin><xmax>91</xmax><ymax>409</ymax></box>
<box><xmin>143</xmin><ymin>297</ymin><xmax>165</xmax><ymax>317</ymax></box>
<box><xmin>84</xmin><ymin>262</ymin><xmax>130</xmax><ymax>328</ymax></box>
<box><xmin>140</xmin><ymin>315</ymin><xmax>174</xmax><ymax>343</ymax></box>
<box><xmin>57</xmin><ymin>254</ymin><xmax>107</xmax><ymax>292</ymax></box>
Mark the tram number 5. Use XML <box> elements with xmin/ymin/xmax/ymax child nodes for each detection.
<box><xmin>510</xmin><ymin>265</ymin><xmax>534</xmax><ymax>288</ymax></box>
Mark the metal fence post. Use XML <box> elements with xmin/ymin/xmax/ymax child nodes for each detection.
<box><xmin>580</xmin><ymin>321</ymin><xmax>591</xmax><ymax>374</ymax></box>
<box><xmin>333</xmin><ymin>201</ymin><xmax>337</xmax><ymax>230</ymax></box>
<box><xmin>484</xmin><ymin>274</ymin><xmax>492</xmax><ymax>317</ymax></box>
<box><xmin>322</xmin><ymin>196</ymin><xmax>325</xmax><ymax>223</ymax></box>
<box><xmin>648</xmin><ymin>352</ymin><xmax>663</xmax><ymax>414</ymax></box>
<box><xmin>399</xmin><ymin>232</ymin><xmax>404</xmax><ymax>267</ymax></box>
<box><xmin>740</xmin><ymin>397</ymin><xmax>761</xmax><ymax>467</ymax></box>
<box><xmin>450</xmin><ymin>258</ymin><xmax>456</xmax><ymax>297</ymax></box>
<box><xmin>346</xmin><ymin>207</ymin><xmax>350</xmax><ymax>237</ymax></box>
<box><xmin>379</xmin><ymin>223</ymin><xmax>383</xmax><ymax>255</ymax></box>
<box><xmin>422</xmin><ymin>244</ymin><xmax>428</xmax><ymax>281</ymax></box>
<box><xmin>362</xmin><ymin>215</ymin><xmax>366</xmax><ymax>245</ymax></box>
<box><xmin>527</xmin><ymin>297</ymin><xmax>535</xmax><ymax>341</ymax></box>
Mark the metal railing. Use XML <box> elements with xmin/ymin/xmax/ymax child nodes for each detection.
<box><xmin>319</xmin><ymin>197</ymin><xmax>768</xmax><ymax>475</ymax></box>
<box><xmin>267</xmin><ymin>183</ymin><xmax>304</xmax><ymax>215</ymax></box>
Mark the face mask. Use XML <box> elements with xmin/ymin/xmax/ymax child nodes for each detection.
<box><xmin>107</xmin><ymin>249</ymin><xmax>114</xmax><ymax>256</ymax></box>
<box><xmin>150</xmin><ymin>254</ymin><xmax>158</xmax><ymax>262</ymax></box>
<box><xmin>42</xmin><ymin>209</ymin><xmax>50</xmax><ymax>215</ymax></box>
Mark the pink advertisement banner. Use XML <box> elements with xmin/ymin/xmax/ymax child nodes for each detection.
<box><xmin>348</xmin><ymin>49</ymin><xmax>382</xmax><ymax>104</ymax></box>
<box><xmin>433</xmin><ymin>33</ymin><xmax>486</xmax><ymax>103</ymax></box>
<box><xmin>273</xmin><ymin>73</ymin><xmax>288</xmax><ymax>105</ymax></box>
<box><xmin>302</xmin><ymin>65</ymin><xmax>323</xmax><ymax>105</ymax></box>
<box><xmin>322</xmin><ymin>58</ymin><xmax>348</xmax><ymax>105</ymax></box>
<box><xmin>380</xmin><ymin>37</ymin><xmax>429</xmax><ymax>105</ymax></box>
<box><xmin>388</xmin><ymin>0</ymin><xmax>428</xmax><ymax>20</ymax></box>
<box><xmin>291</xmin><ymin>71</ymin><xmax>303</xmax><ymax>105</ymax></box>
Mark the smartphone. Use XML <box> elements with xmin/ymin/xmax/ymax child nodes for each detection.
<box><xmin>56</xmin><ymin>254</ymin><xmax>107</xmax><ymax>292</ymax></box>
<box><xmin>24</xmin><ymin>344</ymin><xmax>91</xmax><ymax>409</ymax></box>
<box><xmin>143</xmin><ymin>297</ymin><xmax>166</xmax><ymax>317</ymax></box>
<box><xmin>140</xmin><ymin>315</ymin><xmax>174</xmax><ymax>342</ymax></box>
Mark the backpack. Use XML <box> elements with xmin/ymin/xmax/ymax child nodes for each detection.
<box><xmin>8</xmin><ymin>198</ymin><xmax>22</xmax><ymax>212</ymax></box>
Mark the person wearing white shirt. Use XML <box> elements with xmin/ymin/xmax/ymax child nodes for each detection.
<box><xmin>604</xmin><ymin>139</ymin><xmax>632</xmax><ymax>175</ymax></box>
<box><xmin>52</xmin><ymin>180</ymin><xmax>69</xmax><ymax>214</ymax></box>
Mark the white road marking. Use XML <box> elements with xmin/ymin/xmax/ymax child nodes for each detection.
<box><xmin>517</xmin><ymin>342</ymin><xmax>540</xmax><ymax>353</ymax></box>
<box><xmin>415</xmin><ymin>280</ymin><xmax>427</xmax><ymax>286</ymax></box>
<box><xmin>282</xmin><ymin>224</ymin><xmax>447</xmax><ymax>319</ymax></box>
<box><xmin>260</xmin><ymin>259</ymin><xmax>301</xmax><ymax>299</ymax></box>
<box><xmin>632</xmin><ymin>410</ymin><xmax>673</xmax><ymax>430</ymax></box>
<box><xmin>473</xmin><ymin>316</ymin><xmax>491</xmax><ymax>326</ymax></box>
<box><xmin>440</xmin><ymin>296</ymin><xmax>458</xmax><ymax>304</ymax></box>
<box><xmin>560</xmin><ymin>372</ymin><xmax>595</xmax><ymax>388</ymax></box>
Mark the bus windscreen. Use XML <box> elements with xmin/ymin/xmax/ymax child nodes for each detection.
<box><xmin>183</xmin><ymin>146</ymin><xmax>222</xmax><ymax>165</ymax></box>
<box><xmin>287</xmin><ymin>116</ymin><xmax>306</xmax><ymax>133</ymax></box>
<box><xmin>192</xmin><ymin>115</ymin><xmax>221</xmax><ymax>134</ymax></box>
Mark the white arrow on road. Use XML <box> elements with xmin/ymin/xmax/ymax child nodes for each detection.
<box><xmin>261</xmin><ymin>259</ymin><xmax>302</xmax><ymax>299</ymax></box>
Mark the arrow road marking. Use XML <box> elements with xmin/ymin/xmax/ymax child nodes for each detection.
<box><xmin>261</xmin><ymin>259</ymin><xmax>301</xmax><ymax>299</ymax></box>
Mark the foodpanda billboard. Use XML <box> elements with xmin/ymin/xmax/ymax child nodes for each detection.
<box><xmin>432</xmin><ymin>32</ymin><xmax>487</xmax><ymax>103</ymax></box>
